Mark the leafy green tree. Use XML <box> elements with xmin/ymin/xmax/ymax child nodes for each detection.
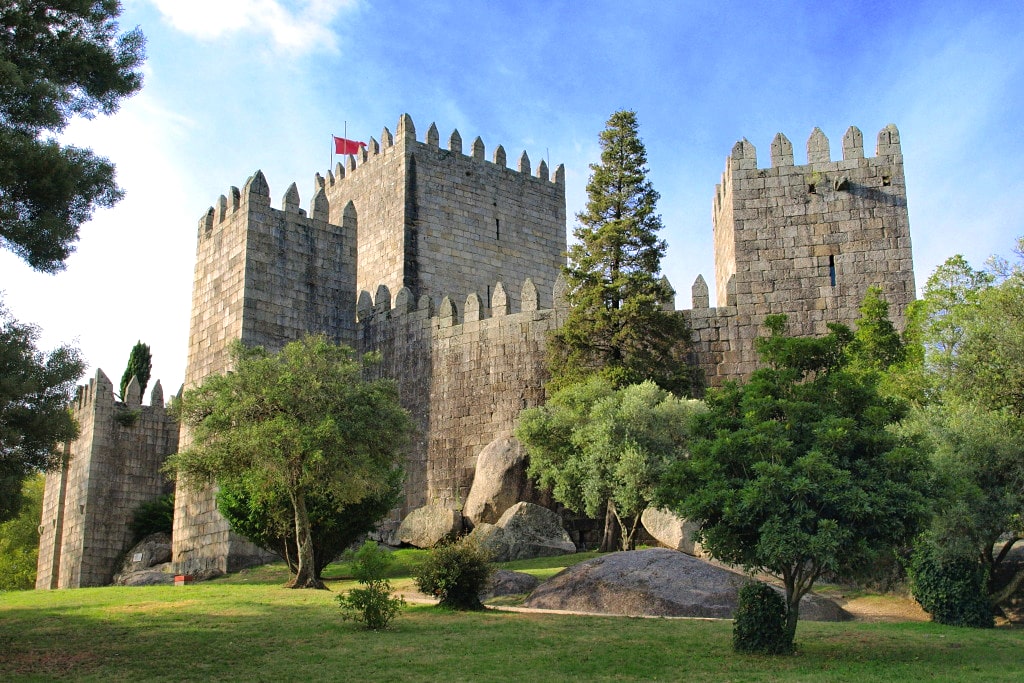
<box><xmin>548</xmin><ymin>109</ymin><xmax>692</xmax><ymax>395</ymax></box>
<box><xmin>167</xmin><ymin>336</ymin><xmax>412</xmax><ymax>589</ymax></box>
<box><xmin>898</xmin><ymin>241</ymin><xmax>1024</xmax><ymax>618</ymax></box>
<box><xmin>217</xmin><ymin>467</ymin><xmax>402</xmax><ymax>579</ymax></box>
<box><xmin>1</xmin><ymin>1</ymin><xmax>145</xmax><ymax>272</ymax></box>
<box><xmin>517</xmin><ymin>378</ymin><xmax>703</xmax><ymax>551</ymax></box>
<box><xmin>119</xmin><ymin>340</ymin><xmax>151</xmax><ymax>400</ymax></box>
<box><xmin>0</xmin><ymin>303</ymin><xmax>84</xmax><ymax>522</ymax></box>
<box><xmin>0</xmin><ymin>473</ymin><xmax>44</xmax><ymax>590</ymax></box>
<box><xmin>658</xmin><ymin>315</ymin><xmax>931</xmax><ymax>651</ymax></box>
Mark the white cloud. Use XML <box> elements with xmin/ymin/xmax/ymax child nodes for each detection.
<box><xmin>147</xmin><ymin>0</ymin><xmax>358</xmax><ymax>56</ymax></box>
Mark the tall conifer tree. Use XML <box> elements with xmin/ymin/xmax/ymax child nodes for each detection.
<box><xmin>549</xmin><ymin>110</ymin><xmax>692</xmax><ymax>395</ymax></box>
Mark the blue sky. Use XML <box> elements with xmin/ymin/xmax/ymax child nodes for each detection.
<box><xmin>2</xmin><ymin>0</ymin><xmax>1022</xmax><ymax>395</ymax></box>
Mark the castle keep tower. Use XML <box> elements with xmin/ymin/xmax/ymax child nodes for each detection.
<box><xmin>36</xmin><ymin>372</ymin><xmax>177</xmax><ymax>588</ymax></box>
<box><xmin>693</xmin><ymin>124</ymin><xmax>914</xmax><ymax>382</ymax></box>
<box><xmin>172</xmin><ymin>114</ymin><xmax>567</xmax><ymax>576</ymax></box>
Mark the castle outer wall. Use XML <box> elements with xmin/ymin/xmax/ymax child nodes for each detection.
<box><xmin>36</xmin><ymin>372</ymin><xmax>177</xmax><ymax>589</ymax></box>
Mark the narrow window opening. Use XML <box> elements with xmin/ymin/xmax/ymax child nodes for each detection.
<box><xmin>828</xmin><ymin>255</ymin><xmax>836</xmax><ymax>287</ymax></box>
<box><xmin>808</xmin><ymin>183</ymin><xmax>816</xmax><ymax>194</ymax></box>
<box><xmin>495</xmin><ymin>218</ymin><xmax>500</xmax><ymax>240</ymax></box>
<box><xmin>882</xmin><ymin>175</ymin><xmax>891</xmax><ymax>187</ymax></box>
<box><xmin>486</xmin><ymin>285</ymin><xmax>491</xmax><ymax>304</ymax></box>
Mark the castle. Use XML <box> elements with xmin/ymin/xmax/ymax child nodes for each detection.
<box><xmin>37</xmin><ymin>114</ymin><xmax>915</xmax><ymax>587</ymax></box>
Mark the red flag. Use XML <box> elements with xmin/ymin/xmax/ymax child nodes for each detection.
<box><xmin>334</xmin><ymin>136</ymin><xmax>367</xmax><ymax>155</ymax></box>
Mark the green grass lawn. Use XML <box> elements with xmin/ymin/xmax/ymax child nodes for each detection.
<box><xmin>2</xmin><ymin>556</ymin><xmax>1021</xmax><ymax>682</ymax></box>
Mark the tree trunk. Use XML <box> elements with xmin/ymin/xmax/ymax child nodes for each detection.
<box><xmin>599</xmin><ymin>500</ymin><xmax>621</xmax><ymax>552</ymax></box>
<box><xmin>782</xmin><ymin>574</ymin><xmax>800</xmax><ymax>654</ymax></box>
<box><xmin>288</xmin><ymin>488</ymin><xmax>325</xmax><ymax>589</ymax></box>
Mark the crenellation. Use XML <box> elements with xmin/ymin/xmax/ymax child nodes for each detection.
<box><xmin>770</xmin><ymin>133</ymin><xmax>794</xmax><ymax>167</ymax></box>
<box><xmin>843</xmin><ymin>126</ymin><xmax>864</xmax><ymax>160</ymax></box>
<box><xmin>427</xmin><ymin>122</ymin><xmax>439</xmax><ymax>147</ymax></box>
<box><xmin>807</xmin><ymin>127</ymin><xmax>831</xmax><ymax>164</ymax></box>
<box><xmin>448</xmin><ymin>129</ymin><xmax>462</xmax><ymax>154</ymax></box>
<box><xmin>537</xmin><ymin>159</ymin><xmax>548</xmax><ymax>181</ymax></box>
<box><xmin>471</xmin><ymin>136</ymin><xmax>485</xmax><ymax>160</ymax></box>
<box><xmin>493</xmin><ymin>144</ymin><xmax>506</xmax><ymax>167</ymax></box>
<box><xmin>282</xmin><ymin>182</ymin><xmax>301</xmax><ymax>213</ymax></box>
<box><xmin>518</xmin><ymin>150</ymin><xmax>530</xmax><ymax>174</ymax></box>
<box><xmin>382</xmin><ymin>127</ymin><xmax>393</xmax><ymax>148</ymax></box>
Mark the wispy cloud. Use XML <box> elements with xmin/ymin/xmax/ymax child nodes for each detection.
<box><xmin>147</xmin><ymin>0</ymin><xmax>358</xmax><ymax>56</ymax></box>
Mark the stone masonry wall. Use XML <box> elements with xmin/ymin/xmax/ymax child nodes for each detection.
<box><xmin>324</xmin><ymin>115</ymin><xmax>566</xmax><ymax>316</ymax></box>
<box><xmin>36</xmin><ymin>371</ymin><xmax>177</xmax><ymax>588</ymax></box>
<box><xmin>358</xmin><ymin>278</ymin><xmax>563</xmax><ymax>513</ymax></box>
<box><xmin>707</xmin><ymin>125</ymin><xmax>914</xmax><ymax>384</ymax></box>
<box><xmin>173</xmin><ymin>171</ymin><xmax>357</xmax><ymax>576</ymax></box>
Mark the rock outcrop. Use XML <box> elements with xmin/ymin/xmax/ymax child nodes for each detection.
<box><xmin>395</xmin><ymin>503</ymin><xmax>462</xmax><ymax>548</ymax></box>
<box><xmin>112</xmin><ymin>532</ymin><xmax>174</xmax><ymax>586</ymax></box>
<box><xmin>463</xmin><ymin>435</ymin><xmax>533</xmax><ymax>526</ymax></box>
<box><xmin>641</xmin><ymin>507</ymin><xmax>703</xmax><ymax>556</ymax></box>
<box><xmin>469</xmin><ymin>502</ymin><xmax>575</xmax><ymax>562</ymax></box>
<box><xmin>523</xmin><ymin>548</ymin><xmax>849</xmax><ymax>621</ymax></box>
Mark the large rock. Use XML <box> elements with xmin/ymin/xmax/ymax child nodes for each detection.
<box><xmin>113</xmin><ymin>532</ymin><xmax>173</xmax><ymax>585</ymax></box>
<box><xmin>641</xmin><ymin>507</ymin><xmax>702</xmax><ymax>556</ymax></box>
<box><xmin>480</xmin><ymin>569</ymin><xmax>540</xmax><ymax>601</ymax></box>
<box><xmin>463</xmin><ymin>435</ymin><xmax>532</xmax><ymax>526</ymax></box>
<box><xmin>523</xmin><ymin>548</ymin><xmax>849</xmax><ymax>621</ymax></box>
<box><xmin>469</xmin><ymin>502</ymin><xmax>575</xmax><ymax>562</ymax></box>
<box><xmin>395</xmin><ymin>503</ymin><xmax>462</xmax><ymax>548</ymax></box>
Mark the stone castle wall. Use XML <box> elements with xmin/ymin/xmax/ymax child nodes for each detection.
<box><xmin>36</xmin><ymin>372</ymin><xmax>177</xmax><ymax>588</ymax></box>
<box><xmin>40</xmin><ymin>116</ymin><xmax>917</xmax><ymax>585</ymax></box>
<box><xmin>357</xmin><ymin>278</ymin><xmax>564</xmax><ymax>513</ymax></box>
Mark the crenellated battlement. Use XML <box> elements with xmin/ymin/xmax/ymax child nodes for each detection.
<box><xmin>724</xmin><ymin>124</ymin><xmax>903</xmax><ymax>173</ymax></box>
<box><xmin>323</xmin><ymin>113</ymin><xmax>564</xmax><ymax>193</ymax></box>
<box><xmin>355</xmin><ymin>273</ymin><xmax>568</xmax><ymax>328</ymax></box>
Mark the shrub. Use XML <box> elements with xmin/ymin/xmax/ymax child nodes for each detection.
<box><xmin>733</xmin><ymin>581</ymin><xmax>792</xmax><ymax>654</ymax></box>
<box><xmin>413</xmin><ymin>537</ymin><xmax>494</xmax><ymax>610</ymax></box>
<box><xmin>909</xmin><ymin>543</ymin><xmax>993</xmax><ymax>628</ymax></box>
<box><xmin>336</xmin><ymin>541</ymin><xmax>405</xmax><ymax>630</ymax></box>
<box><xmin>129</xmin><ymin>493</ymin><xmax>174</xmax><ymax>543</ymax></box>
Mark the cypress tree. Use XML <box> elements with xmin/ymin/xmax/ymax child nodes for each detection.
<box><xmin>120</xmin><ymin>341</ymin><xmax>152</xmax><ymax>400</ymax></box>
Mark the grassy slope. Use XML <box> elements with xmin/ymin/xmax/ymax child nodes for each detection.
<box><xmin>2</xmin><ymin>555</ymin><xmax>1022</xmax><ymax>682</ymax></box>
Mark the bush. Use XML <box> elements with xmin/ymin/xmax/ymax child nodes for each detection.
<box><xmin>733</xmin><ymin>582</ymin><xmax>792</xmax><ymax>654</ymax></box>
<box><xmin>336</xmin><ymin>541</ymin><xmax>404</xmax><ymax>630</ymax></box>
<box><xmin>129</xmin><ymin>493</ymin><xmax>174</xmax><ymax>543</ymax></box>
<box><xmin>413</xmin><ymin>537</ymin><xmax>494</xmax><ymax>610</ymax></box>
<box><xmin>909</xmin><ymin>543</ymin><xmax>993</xmax><ymax>628</ymax></box>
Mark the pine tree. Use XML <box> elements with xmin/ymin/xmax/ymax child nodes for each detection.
<box><xmin>1</xmin><ymin>1</ymin><xmax>145</xmax><ymax>272</ymax></box>
<box><xmin>548</xmin><ymin>110</ymin><xmax>692</xmax><ymax>395</ymax></box>
<box><xmin>119</xmin><ymin>341</ymin><xmax>152</xmax><ymax>400</ymax></box>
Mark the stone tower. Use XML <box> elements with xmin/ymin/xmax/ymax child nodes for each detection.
<box><xmin>172</xmin><ymin>114</ymin><xmax>567</xmax><ymax>576</ymax></box>
<box><xmin>691</xmin><ymin>124</ymin><xmax>915</xmax><ymax>383</ymax></box>
<box><xmin>36</xmin><ymin>371</ymin><xmax>177</xmax><ymax>588</ymax></box>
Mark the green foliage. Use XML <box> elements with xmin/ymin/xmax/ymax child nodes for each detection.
<box><xmin>0</xmin><ymin>1</ymin><xmax>145</xmax><ymax>272</ymax></box>
<box><xmin>517</xmin><ymin>378</ymin><xmax>703</xmax><ymax>550</ymax></box>
<box><xmin>217</xmin><ymin>467</ymin><xmax>401</xmax><ymax>579</ymax></box>
<box><xmin>548</xmin><ymin>110</ymin><xmax>693</xmax><ymax>395</ymax></box>
<box><xmin>166</xmin><ymin>335</ymin><xmax>412</xmax><ymax>588</ymax></box>
<box><xmin>908</xmin><ymin>541</ymin><xmax>993</xmax><ymax>628</ymax></box>
<box><xmin>898</xmin><ymin>240</ymin><xmax>1024</xmax><ymax>613</ymax></box>
<box><xmin>113</xmin><ymin>408</ymin><xmax>139</xmax><ymax>427</ymax></box>
<box><xmin>0</xmin><ymin>474</ymin><xmax>43</xmax><ymax>590</ymax></box>
<box><xmin>658</xmin><ymin>314</ymin><xmax>931</xmax><ymax>645</ymax></box>
<box><xmin>0</xmin><ymin>301</ymin><xmax>84</xmax><ymax>522</ymax></box>
<box><xmin>336</xmin><ymin>541</ymin><xmax>405</xmax><ymax>630</ymax></box>
<box><xmin>733</xmin><ymin>582</ymin><xmax>792</xmax><ymax>655</ymax></box>
<box><xmin>413</xmin><ymin>537</ymin><xmax>494</xmax><ymax>610</ymax></box>
<box><xmin>119</xmin><ymin>341</ymin><xmax>152</xmax><ymax>400</ymax></box>
<box><xmin>129</xmin><ymin>492</ymin><xmax>174</xmax><ymax>543</ymax></box>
